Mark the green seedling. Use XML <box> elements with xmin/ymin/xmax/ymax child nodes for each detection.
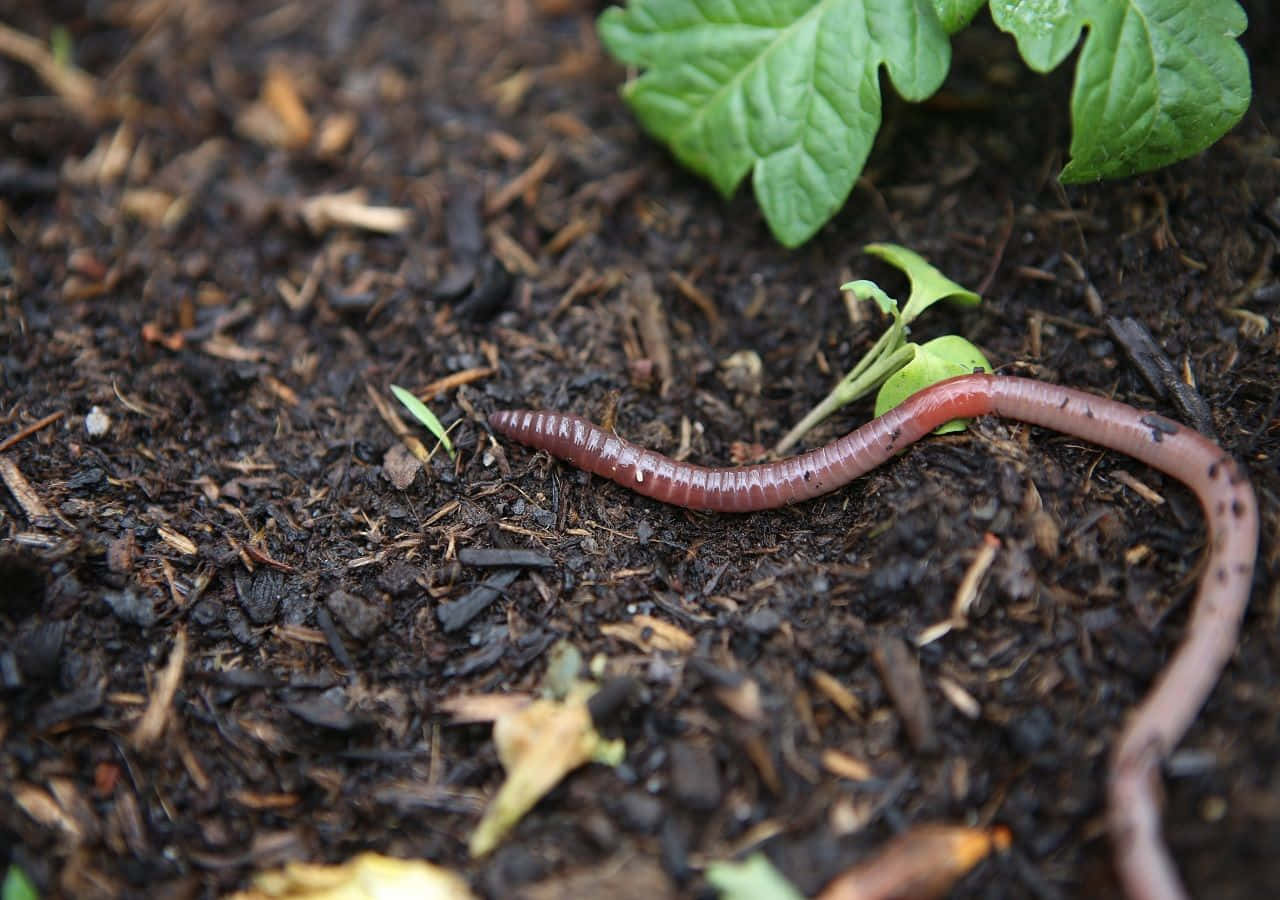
<box><xmin>390</xmin><ymin>384</ymin><xmax>456</xmax><ymax>460</ymax></box>
<box><xmin>599</xmin><ymin>0</ymin><xmax>1251</xmax><ymax>247</ymax></box>
<box><xmin>775</xmin><ymin>243</ymin><xmax>990</xmax><ymax>453</ymax></box>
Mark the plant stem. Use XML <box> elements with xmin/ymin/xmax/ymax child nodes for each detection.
<box><xmin>774</xmin><ymin>342</ymin><xmax>915</xmax><ymax>453</ymax></box>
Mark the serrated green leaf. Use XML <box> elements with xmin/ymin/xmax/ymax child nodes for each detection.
<box><xmin>863</xmin><ymin>243</ymin><xmax>980</xmax><ymax>323</ymax></box>
<box><xmin>874</xmin><ymin>335</ymin><xmax>990</xmax><ymax>434</ymax></box>
<box><xmin>598</xmin><ymin>1</ymin><xmax>951</xmax><ymax>247</ymax></box>
<box><xmin>989</xmin><ymin>0</ymin><xmax>1250</xmax><ymax>182</ymax></box>
<box><xmin>706</xmin><ymin>853</ymin><xmax>805</xmax><ymax>900</ymax></box>
<box><xmin>390</xmin><ymin>384</ymin><xmax>456</xmax><ymax>460</ymax></box>
<box><xmin>932</xmin><ymin>0</ymin><xmax>986</xmax><ymax>34</ymax></box>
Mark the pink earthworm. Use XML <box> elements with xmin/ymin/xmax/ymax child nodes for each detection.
<box><xmin>490</xmin><ymin>373</ymin><xmax>1259</xmax><ymax>900</ymax></box>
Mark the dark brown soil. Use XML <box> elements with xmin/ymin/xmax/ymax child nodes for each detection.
<box><xmin>2</xmin><ymin>2</ymin><xmax>1278</xmax><ymax>898</ymax></box>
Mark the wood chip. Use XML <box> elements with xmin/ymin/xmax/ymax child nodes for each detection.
<box><xmin>544</xmin><ymin>214</ymin><xmax>597</xmax><ymax>255</ymax></box>
<box><xmin>0</xmin><ymin>410</ymin><xmax>64</xmax><ymax>454</ymax></box>
<box><xmin>811</xmin><ymin>669</ymin><xmax>863</xmax><ymax>721</ymax></box>
<box><xmin>821</xmin><ymin>748</ymin><xmax>874</xmax><ymax>781</ymax></box>
<box><xmin>668</xmin><ymin>270</ymin><xmax>722</xmax><ymax>338</ymax></box>
<box><xmin>236</xmin><ymin>65</ymin><xmax>312</xmax><ymax>150</ymax></box>
<box><xmin>439</xmin><ymin>693</ymin><xmax>533</xmax><ymax>724</ymax></box>
<box><xmin>121</xmin><ymin>188</ymin><xmax>190</xmax><ymax>229</ymax></box>
<box><xmin>15</xmin><ymin>783</ymin><xmax>82</xmax><ymax>839</ymax></box>
<box><xmin>0</xmin><ymin>454</ymin><xmax>49</xmax><ymax>521</ymax></box>
<box><xmin>316</xmin><ymin>111</ymin><xmax>357</xmax><ymax>158</ymax></box>
<box><xmin>131</xmin><ymin>629</ymin><xmax>188</xmax><ymax>749</ymax></box>
<box><xmin>415</xmin><ymin>367</ymin><xmax>497</xmax><ymax>399</ymax></box>
<box><xmin>300</xmin><ymin>189</ymin><xmax>412</xmax><ymax>234</ymax></box>
<box><xmin>599</xmin><ymin>614</ymin><xmax>695</xmax><ymax>654</ymax></box>
<box><xmin>817</xmin><ymin>824</ymin><xmax>1011</xmax><ymax>900</ymax></box>
<box><xmin>714</xmin><ymin>677</ymin><xmax>764</xmax><ymax>723</ymax></box>
<box><xmin>156</xmin><ymin>525</ymin><xmax>198</xmax><ymax>556</ymax></box>
<box><xmin>262</xmin><ymin>65</ymin><xmax>312</xmax><ymax>148</ymax></box>
<box><xmin>918</xmin><ymin>532</ymin><xmax>999</xmax><ymax>646</ymax></box>
<box><xmin>628</xmin><ymin>272</ymin><xmax>673</xmax><ymax>393</ymax></box>
<box><xmin>486</xmin><ymin>224</ymin><xmax>540</xmax><ymax>276</ymax></box>
<box><xmin>937</xmin><ymin>676</ymin><xmax>981</xmax><ymax>720</ymax></box>
<box><xmin>0</xmin><ymin>21</ymin><xmax>99</xmax><ymax>118</ymax></box>
<box><xmin>231</xmin><ymin>791</ymin><xmax>300</xmax><ymax>810</ymax></box>
<box><xmin>1111</xmin><ymin>469</ymin><xmax>1166</xmax><ymax>506</ymax></box>
<box><xmin>742</xmin><ymin>734</ymin><xmax>782</xmax><ymax>794</ymax></box>
<box><xmin>871</xmin><ymin>634</ymin><xmax>938</xmax><ymax>754</ymax></box>
<box><xmin>485</xmin><ymin>148</ymin><xmax>556</xmax><ymax>215</ymax></box>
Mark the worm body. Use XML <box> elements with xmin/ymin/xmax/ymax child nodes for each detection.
<box><xmin>489</xmin><ymin>373</ymin><xmax>1258</xmax><ymax>900</ymax></box>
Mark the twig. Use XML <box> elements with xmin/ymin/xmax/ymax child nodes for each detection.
<box><xmin>0</xmin><ymin>410</ymin><xmax>64</xmax><ymax>453</ymax></box>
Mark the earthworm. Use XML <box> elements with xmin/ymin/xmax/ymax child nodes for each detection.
<box><xmin>489</xmin><ymin>373</ymin><xmax>1257</xmax><ymax>900</ymax></box>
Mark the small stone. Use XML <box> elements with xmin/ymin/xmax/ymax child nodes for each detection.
<box><xmin>667</xmin><ymin>739</ymin><xmax>722</xmax><ymax>812</ymax></box>
<box><xmin>102</xmin><ymin>588</ymin><xmax>155</xmax><ymax>627</ymax></box>
<box><xmin>324</xmin><ymin>589</ymin><xmax>386</xmax><ymax>640</ymax></box>
<box><xmin>614</xmin><ymin>791</ymin><xmax>664</xmax><ymax>833</ymax></box>
<box><xmin>240</xmin><ymin>569</ymin><xmax>282</xmax><ymax>624</ymax></box>
<box><xmin>382</xmin><ymin>443</ymin><xmax>421</xmax><ymax>490</ymax></box>
<box><xmin>1008</xmin><ymin>707</ymin><xmax>1055</xmax><ymax>756</ymax></box>
<box><xmin>85</xmin><ymin>406</ymin><xmax>111</xmax><ymax>438</ymax></box>
<box><xmin>743</xmin><ymin>608</ymin><xmax>782</xmax><ymax>635</ymax></box>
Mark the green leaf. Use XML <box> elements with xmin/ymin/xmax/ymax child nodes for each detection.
<box><xmin>390</xmin><ymin>384</ymin><xmax>456</xmax><ymax>460</ymax></box>
<box><xmin>706</xmin><ymin>853</ymin><xmax>805</xmax><ymax>900</ymax></box>
<box><xmin>874</xmin><ymin>335</ymin><xmax>991</xmax><ymax>434</ymax></box>
<box><xmin>931</xmin><ymin>0</ymin><xmax>986</xmax><ymax>34</ymax></box>
<box><xmin>989</xmin><ymin>0</ymin><xmax>1250</xmax><ymax>182</ymax></box>
<box><xmin>863</xmin><ymin>243</ymin><xmax>981</xmax><ymax>323</ymax></box>
<box><xmin>840</xmin><ymin>279</ymin><xmax>898</xmax><ymax>318</ymax></box>
<box><xmin>598</xmin><ymin>1</ymin><xmax>951</xmax><ymax>247</ymax></box>
<box><xmin>3</xmin><ymin>865</ymin><xmax>39</xmax><ymax>900</ymax></box>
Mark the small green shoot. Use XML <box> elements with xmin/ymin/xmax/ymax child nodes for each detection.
<box><xmin>775</xmin><ymin>243</ymin><xmax>990</xmax><ymax>453</ymax></box>
<box><xmin>598</xmin><ymin>1</ymin><xmax>1251</xmax><ymax>246</ymax></box>
<box><xmin>3</xmin><ymin>865</ymin><xmax>39</xmax><ymax>900</ymax></box>
<box><xmin>390</xmin><ymin>385</ymin><xmax>456</xmax><ymax>460</ymax></box>
<box><xmin>705</xmin><ymin>853</ymin><xmax>805</xmax><ymax>900</ymax></box>
<box><xmin>49</xmin><ymin>26</ymin><xmax>73</xmax><ymax>68</ymax></box>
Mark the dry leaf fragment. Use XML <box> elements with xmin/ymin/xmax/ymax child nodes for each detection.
<box><xmin>469</xmin><ymin>683</ymin><xmax>625</xmax><ymax>857</ymax></box>
<box><xmin>120</xmin><ymin>188</ymin><xmax>191</xmax><ymax>229</ymax></box>
<box><xmin>599</xmin><ymin>614</ymin><xmax>694</xmax><ymax>654</ymax></box>
<box><xmin>439</xmin><ymin>693</ymin><xmax>533</xmax><ymax>724</ymax></box>
<box><xmin>227</xmin><ymin>852</ymin><xmax>476</xmax><ymax>899</ymax></box>
<box><xmin>235</xmin><ymin>66</ymin><xmax>313</xmax><ymax>151</ymax></box>
<box><xmin>300</xmin><ymin>189</ymin><xmax>412</xmax><ymax>235</ymax></box>
<box><xmin>821</xmin><ymin>749</ymin><xmax>873</xmax><ymax>782</ymax></box>
<box><xmin>131</xmin><ymin>629</ymin><xmax>188</xmax><ymax>749</ymax></box>
<box><xmin>817</xmin><ymin>824</ymin><xmax>1011</xmax><ymax>900</ymax></box>
<box><xmin>714</xmin><ymin>676</ymin><xmax>764</xmax><ymax>724</ymax></box>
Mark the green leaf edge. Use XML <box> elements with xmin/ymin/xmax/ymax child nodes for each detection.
<box><xmin>862</xmin><ymin>242</ymin><xmax>981</xmax><ymax>322</ymax></box>
<box><xmin>3</xmin><ymin>865</ymin><xmax>39</xmax><ymax>900</ymax></box>
<box><xmin>705</xmin><ymin>853</ymin><xmax>805</xmax><ymax>900</ymax></box>
<box><xmin>874</xmin><ymin>335</ymin><xmax>992</xmax><ymax>434</ymax></box>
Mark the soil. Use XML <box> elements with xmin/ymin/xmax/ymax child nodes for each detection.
<box><xmin>1</xmin><ymin>2</ymin><xmax>1278</xmax><ymax>899</ymax></box>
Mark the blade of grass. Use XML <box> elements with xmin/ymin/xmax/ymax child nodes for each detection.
<box><xmin>391</xmin><ymin>384</ymin><xmax>456</xmax><ymax>460</ymax></box>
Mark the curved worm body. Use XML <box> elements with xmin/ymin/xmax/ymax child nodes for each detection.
<box><xmin>491</xmin><ymin>374</ymin><xmax>1258</xmax><ymax>900</ymax></box>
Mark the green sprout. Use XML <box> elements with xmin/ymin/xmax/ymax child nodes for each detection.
<box><xmin>775</xmin><ymin>243</ymin><xmax>990</xmax><ymax>453</ymax></box>
<box><xmin>390</xmin><ymin>384</ymin><xmax>456</xmax><ymax>460</ymax></box>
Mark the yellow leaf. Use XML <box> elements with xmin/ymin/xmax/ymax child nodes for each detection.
<box><xmin>227</xmin><ymin>852</ymin><xmax>476</xmax><ymax>900</ymax></box>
